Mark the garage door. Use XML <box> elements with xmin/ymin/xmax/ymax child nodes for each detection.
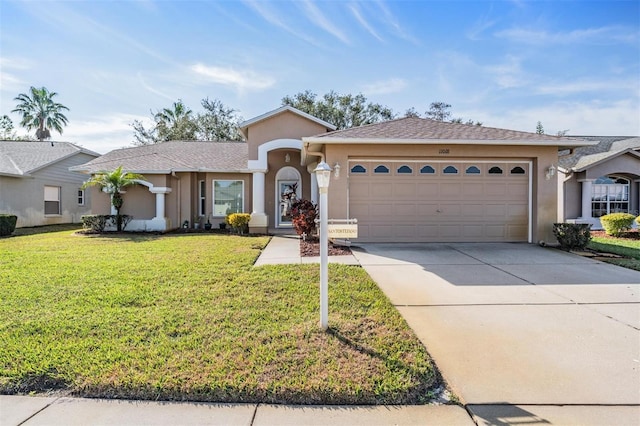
<box><xmin>349</xmin><ymin>160</ymin><xmax>530</xmax><ymax>242</ymax></box>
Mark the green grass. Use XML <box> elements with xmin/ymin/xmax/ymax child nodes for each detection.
<box><xmin>588</xmin><ymin>234</ymin><xmax>640</xmax><ymax>271</ymax></box>
<box><xmin>0</xmin><ymin>228</ymin><xmax>438</xmax><ymax>404</ymax></box>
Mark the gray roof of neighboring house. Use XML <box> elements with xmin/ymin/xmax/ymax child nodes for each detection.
<box><xmin>0</xmin><ymin>141</ymin><xmax>100</xmax><ymax>177</ymax></box>
<box><xmin>558</xmin><ymin>136</ymin><xmax>640</xmax><ymax>171</ymax></box>
<box><xmin>71</xmin><ymin>141</ymin><xmax>249</xmax><ymax>174</ymax></box>
<box><xmin>306</xmin><ymin>117</ymin><xmax>579</xmax><ymax>142</ymax></box>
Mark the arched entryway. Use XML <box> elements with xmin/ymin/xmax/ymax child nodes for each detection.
<box><xmin>275</xmin><ymin>166</ymin><xmax>302</xmax><ymax>227</ymax></box>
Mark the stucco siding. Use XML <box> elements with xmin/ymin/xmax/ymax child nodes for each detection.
<box><xmin>0</xmin><ymin>153</ymin><xmax>95</xmax><ymax>227</ymax></box>
<box><xmin>246</xmin><ymin>111</ymin><xmax>329</xmax><ymax>160</ymax></box>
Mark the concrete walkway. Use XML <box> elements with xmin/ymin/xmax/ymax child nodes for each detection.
<box><xmin>253</xmin><ymin>235</ymin><xmax>360</xmax><ymax>266</ymax></box>
<box><xmin>352</xmin><ymin>242</ymin><xmax>640</xmax><ymax>425</ymax></box>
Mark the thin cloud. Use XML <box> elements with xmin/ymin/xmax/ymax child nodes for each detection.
<box><xmin>484</xmin><ymin>56</ymin><xmax>528</xmax><ymax>89</ymax></box>
<box><xmin>0</xmin><ymin>57</ymin><xmax>30</xmax><ymax>92</ymax></box>
<box><xmin>62</xmin><ymin>113</ymin><xmax>151</xmax><ymax>153</ymax></box>
<box><xmin>190</xmin><ymin>64</ymin><xmax>275</xmax><ymax>91</ymax></box>
<box><xmin>242</xmin><ymin>0</ymin><xmax>320</xmax><ymax>47</ymax></box>
<box><xmin>300</xmin><ymin>0</ymin><xmax>350</xmax><ymax>45</ymax></box>
<box><xmin>495</xmin><ymin>25</ymin><xmax>639</xmax><ymax>45</ymax></box>
<box><xmin>375</xmin><ymin>0</ymin><xmax>420</xmax><ymax>45</ymax></box>
<box><xmin>362</xmin><ymin>78</ymin><xmax>407</xmax><ymax>95</ymax></box>
<box><xmin>349</xmin><ymin>3</ymin><xmax>384</xmax><ymax>42</ymax></box>
<box><xmin>137</xmin><ymin>72</ymin><xmax>176</xmax><ymax>101</ymax></box>
<box><xmin>536</xmin><ymin>79</ymin><xmax>640</xmax><ymax>96</ymax></box>
<box><xmin>467</xmin><ymin>4</ymin><xmax>498</xmax><ymax>41</ymax></box>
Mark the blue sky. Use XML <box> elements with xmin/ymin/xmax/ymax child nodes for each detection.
<box><xmin>1</xmin><ymin>0</ymin><xmax>638</xmax><ymax>153</ymax></box>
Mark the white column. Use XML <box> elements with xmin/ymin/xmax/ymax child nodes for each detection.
<box><xmin>154</xmin><ymin>192</ymin><xmax>165</xmax><ymax>219</ymax></box>
<box><xmin>249</xmin><ymin>171</ymin><xmax>268</xmax><ymax>231</ymax></box>
<box><xmin>579</xmin><ymin>179</ymin><xmax>593</xmax><ymax>219</ymax></box>
<box><xmin>252</xmin><ymin>171</ymin><xmax>266</xmax><ymax>214</ymax></box>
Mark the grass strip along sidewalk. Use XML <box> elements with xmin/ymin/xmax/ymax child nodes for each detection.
<box><xmin>588</xmin><ymin>231</ymin><xmax>640</xmax><ymax>271</ymax></box>
<box><xmin>0</xmin><ymin>227</ymin><xmax>439</xmax><ymax>404</ymax></box>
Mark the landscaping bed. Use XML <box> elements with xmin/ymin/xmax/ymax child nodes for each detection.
<box><xmin>300</xmin><ymin>238</ymin><xmax>352</xmax><ymax>257</ymax></box>
<box><xmin>0</xmin><ymin>229</ymin><xmax>439</xmax><ymax>404</ymax></box>
<box><xmin>584</xmin><ymin>229</ymin><xmax>640</xmax><ymax>271</ymax></box>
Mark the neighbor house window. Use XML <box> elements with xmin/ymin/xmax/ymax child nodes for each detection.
<box><xmin>44</xmin><ymin>186</ymin><xmax>61</xmax><ymax>215</ymax></box>
<box><xmin>77</xmin><ymin>189</ymin><xmax>85</xmax><ymax>206</ymax></box>
<box><xmin>198</xmin><ymin>180</ymin><xmax>206</xmax><ymax>216</ymax></box>
<box><xmin>213</xmin><ymin>180</ymin><xmax>244</xmax><ymax>217</ymax></box>
<box><xmin>591</xmin><ymin>176</ymin><xmax>630</xmax><ymax>218</ymax></box>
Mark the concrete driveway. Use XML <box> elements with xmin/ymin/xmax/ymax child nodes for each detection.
<box><xmin>352</xmin><ymin>243</ymin><xmax>640</xmax><ymax>425</ymax></box>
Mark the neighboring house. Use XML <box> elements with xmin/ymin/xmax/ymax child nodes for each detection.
<box><xmin>559</xmin><ymin>136</ymin><xmax>640</xmax><ymax>229</ymax></box>
<box><xmin>0</xmin><ymin>141</ymin><xmax>100</xmax><ymax>227</ymax></box>
<box><xmin>73</xmin><ymin>105</ymin><xmax>591</xmax><ymax>243</ymax></box>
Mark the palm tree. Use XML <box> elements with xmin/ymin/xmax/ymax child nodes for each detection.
<box><xmin>154</xmin><ymin>100</ymin><xmax>197</xmax><ymax>141</ymax></box>
<box><xmin>82</xmin><ymin>166</ymin><xmax>145</xmax><ymax>231</ymax></box>
<box><xmin>12</xmin><ymin>86</ymin><xmax>69</xmax><ymax>143</ymax></box>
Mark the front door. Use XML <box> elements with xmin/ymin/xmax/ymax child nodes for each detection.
<box><xmin>277</xmin><ymin>180</ymin><xmax>299</xmax><ymax>227</ymax></box>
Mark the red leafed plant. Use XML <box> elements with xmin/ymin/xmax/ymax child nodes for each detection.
<box><xmin>290</xmin><ymin>199</ymin><xmax>317</xmax><ymax>237</ymax></box>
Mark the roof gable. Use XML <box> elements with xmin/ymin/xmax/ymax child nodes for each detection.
<box><xmin>0</xmin><ymin>141</ymin><xmax>99</xmax><ymax>177</ymax></box>
<box><xmin>559</xmin><ymin>137</ymin><xmax>640</xmax><ymax>171</ymax></box>
<box><xmin>239</xmin><ymin>106</ymin><xmax>336</xmax><ymax>139</ymax></box>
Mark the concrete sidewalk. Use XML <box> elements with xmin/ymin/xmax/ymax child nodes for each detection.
<box><xmin>253</xmin><ymin>235</ymin><xmax>360</xmax><ymax>266</ymax></box>
<box><xmin>1</xmin><ymin>395</ymin><xmax>473</xmax><ymax>425</ymax></box>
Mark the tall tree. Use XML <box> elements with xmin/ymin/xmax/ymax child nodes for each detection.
<box><xmin>425</xmin><ymin>101</ymin><xmax>452</xmax><ymax>122</ymax></box>
<box><xmin>196</xmin><ymin>98</ymin><xmax>243</xmax><ymax>141</ymax></box>
<box><xmin>404</xmin><ymin>107</ymin><xmax>421</xmax><ymax>118</ymax></box>
<box><xmin>12</xmin><ymin>86</ymin><xmax>69</xmax><ymax>143</ymax></box>
<box><xmin>0</xmin><ymin>115</ymin><xmax>16</xmax><ymax>140</ymax></box>
<box><xmin>81</xmin><ymin>166</ymin><xmax>144</xmax><ymax>231</ymax></box>
<box><xmin>132</xmin><ymin>98</ymin><xmax>242</xmax><ymax>145</ymax></box>
<box><xmin>536</xmin><ymin>121</ymin><xmax>544</xmax><ymax>135</ymax></box>
<box><xmin>282</xmin><ymin>90</ymin><xmax>395</xmax><ymax>130</ymax></box>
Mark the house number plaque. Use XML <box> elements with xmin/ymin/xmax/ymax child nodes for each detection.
<box><xmin>438</xmin><ymin>148</ymin><xmax>450</xmax><ymax>154</ymax></box>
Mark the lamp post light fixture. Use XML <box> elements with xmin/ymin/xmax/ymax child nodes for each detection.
<box><xmin>314</xmin><ymin>160</ymin><xmax>332</xmax><ymax>330</ymax></box>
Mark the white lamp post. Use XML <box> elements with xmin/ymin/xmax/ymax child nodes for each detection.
<box><xmin>314</xmin><ymin>161</ymin><xmax>332</xmax><ymax>330</ymax></box>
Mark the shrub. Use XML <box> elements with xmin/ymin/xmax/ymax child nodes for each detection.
<box><xmin>81</xmin><ymin>215</ymin><xmax>132</xmax><ymax>233</ymax></box>
<box><xmin>290</xmin><ymin>199</ymin><xmax>317</xmax><ymax>237</ymax></box>
<box><xmin>0</xmin><ymin>214</ymin><xmax>18</xmax><ymax>237</ymax></box>
<box><xmin>226</xmin><ymin>213</ymin><xmax>251</xmax><ymax>234</ymax></box>
<box><xmin>600</xmin><ymin>213</ymin><xmax>636</xmax><ymax>237</ymax></box>
<box><xmin>553</xmin><ymin>223</ymin><xmax>591</xmax><ymax>250</ymax></box>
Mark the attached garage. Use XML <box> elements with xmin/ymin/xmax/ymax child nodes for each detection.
<box><xmin>348</xmin><ymin>160</ymin><xmax>530</xmax><ymax>242</ymax></box>
<box><xmin>302</xmin><ymin>116</ymin><xmax>592</xmax><ymax>244</ymax></box>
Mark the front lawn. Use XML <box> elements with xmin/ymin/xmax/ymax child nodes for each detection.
<box><xmin>588</xmin><ymin>231</ymin><xmax>640</xmax><ymax>271</ymax></box>
<box><xmin>0</xmin><ymin>228</ymin><xmax>438</xmax><ymax>404</ymax></box>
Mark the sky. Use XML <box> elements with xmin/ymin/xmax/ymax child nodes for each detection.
<box><xmin>1</xmin><ymin>0</ymin><xmax>639</xmax><ymax>154</ymax></box>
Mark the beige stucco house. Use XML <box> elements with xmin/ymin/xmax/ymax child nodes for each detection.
<box><xmin>0</xmin><ymin>141</ymin><xmax>100</xmax><ymax>227</ymax></box>
<box><xmin>559</xmin><ymin>136</ymin><xmax>640</xmax><ymax>229</ymax></box>
<box><xmin>73</xmin><ymin>106</ymin><xmax>592</xmax><ymax>243</ymax></box>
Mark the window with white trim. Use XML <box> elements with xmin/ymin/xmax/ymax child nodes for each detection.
<box><xmin>213</xmin><ymin>180</ymin><xmax>244</xmax><ymax>217</ymax></box>
<box><xmin>44</xmin><ymin>186</ymin><xmax>61</xmax><ymax>215</ymax></box>
<box><xmin>77</xmin><ymin>189</ymin><xmax>85</xmax><ymax>206</ymax></box>
<box><xmin>591</xmin><ymin>176</ymin><xmax>630</xmax><ymax>218</ymax></box>
<box><xmin>198</xmin><ymin>180</ymin><xmax>206</xmax><ymax>216</ymax></box>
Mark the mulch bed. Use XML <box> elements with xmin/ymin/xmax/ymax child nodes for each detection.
<box><xmin>300</xmin><ymin>238</ymin><xmax>352</xmax><ymax>257</ymax></box>
<box><xmin>590</xmin><ymin>229</ymin><xmax>640</xmax><ymax>240</ymax></box>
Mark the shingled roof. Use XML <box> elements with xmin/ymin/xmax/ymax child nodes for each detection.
<box><xmin>306</xmin><ymin>117</ymin><xmax>577</xmax><ymax>142</ymax></box>
<box><xmin>558</xmin><ymin>136</ymin><xmax>640</xmax><ymax>171</ymax></box>
<box><xmin>71</xmin><ymin>141</ymin><xmax>249</xmax><ymax>174</ymax></box>
<box><xmin>0</xmin><ymin>141</ymin><xmax>99</xmax><ymax>177</ymax></box>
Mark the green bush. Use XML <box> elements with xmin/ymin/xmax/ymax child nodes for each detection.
<box><xmin>600</xmin><ymin>213</ymin><xmax>636</xmax><ymax>237</ymax></box>
<box><xmin>0</xmin><ymin>214</ymin><xmax>18</xmax><ymax>237</ymax></box>
<box><xmin>553</xmin><ymin>223</ymin><xmax>591</xmax><ymax>250</ymax></box>
<box><xmin>226</xmin><ymin>213</ymin><xmax>251</xmax><ymax>234</ymax></box>
<box><xmin>81</xmin><ymin>215</ymin><xmax>132</xmax><ymax>233</ymax></box>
